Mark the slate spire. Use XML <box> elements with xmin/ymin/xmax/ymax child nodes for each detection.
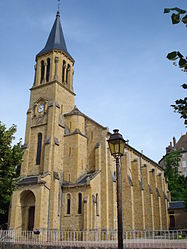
<box><xmin>37</xmin><ymin>11</ymin><xmax>72</xmax><ymax>60</ymax></box>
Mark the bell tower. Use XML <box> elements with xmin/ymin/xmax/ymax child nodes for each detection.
<box><xmin>21</xmin><ymin>10</ymin><xmax>75</xmax><ymax>177</ymax></box>
<box><xmin>9</xmin><ymin>10</ymin><xmax>75</xmax><ymax>231</ymax></box>
<box><xmin>34</xmin><ymin>10</ymin><xmax>75</xmax><ymax>112</ymax></box>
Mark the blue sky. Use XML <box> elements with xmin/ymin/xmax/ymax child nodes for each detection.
<box><xmin>0</xmin><ymin>0</ymin><xmax>186</xmax><ymax>162</ymax></box>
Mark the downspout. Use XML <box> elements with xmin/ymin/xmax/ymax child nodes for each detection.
<box><xmin>60</xmin><ymin>185</ymin><xmax>63</xmax><ymax>233</ymax></box>
<box><xmin>140</xmin><ymin>150</ymin><xmax>143</xmax><ymax>181</ymax></box>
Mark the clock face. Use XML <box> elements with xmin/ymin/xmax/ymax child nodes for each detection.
<box><xmin>38</xmin><ymin>103</ymin><xmax>44</xmax><ymax>113</ymax></box>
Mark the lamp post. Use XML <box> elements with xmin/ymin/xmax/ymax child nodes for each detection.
<box><xmin>108</xmin><ymin>129</ymin><xmax>126</xmax><ymax>249</ymax></box>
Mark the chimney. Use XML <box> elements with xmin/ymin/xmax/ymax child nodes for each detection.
<box><xmin>173</xmin><ymin>137</ymin><xmax>176</xmax><ymax>147</ymax></box>
<box><xmin>170</xmin><ymin>142</ymin><xmax>172</xmax><ymax>148</ymax></box>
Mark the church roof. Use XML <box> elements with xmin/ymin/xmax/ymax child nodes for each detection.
<box><xmin>175</xmin><ymin>133</ymin><xmax>187</xmax><ymax>151</ymax></box>
<box><xmin>37</xmin><ymin>11</ymin><xmax>73</xmax><ymax>61</ymax></box>
<box><xmin>64</xmin><ymin>106</ymin><xmax>108</xmax><ymax>130</ymax></box>
<box><xmin>65</xmin><ymin>106</ymin><xmax>84</xmax><ymax>116</ymax></box>
<box><xmin>62</xmin><ymin>171</ymin><xmax>100</xmax><ymax>187</ymax></box>
<box><xmin>169</xmin><ymin>201</ymin><xmax>185</xmax><ymax>210</ymax></box>
<box><xmin>77</xmin><ymin>171</ymin><xmax>100</xmax><ymax>184</ymax></box>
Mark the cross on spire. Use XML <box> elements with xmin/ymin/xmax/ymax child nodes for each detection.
<box><xmin>58</xmin><ymin>0</ymin><xmax>61</xmax><ymax>12</ymax></box>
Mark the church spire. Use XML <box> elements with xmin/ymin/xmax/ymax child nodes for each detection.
<box><xmin>37</xmin><ymin>9</ymin><xmax>73</xmax><ymax>61</ymax></box>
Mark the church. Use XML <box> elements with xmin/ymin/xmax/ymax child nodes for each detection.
<box><xmin>9</xmin><ymin>10</ymin><xmax>169</xmax><ymax>232</ymax></box>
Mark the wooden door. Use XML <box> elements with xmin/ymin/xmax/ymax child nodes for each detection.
<box><xmin>169</xmin><ymin>215</ymin><xmax>175</xmax><ymax>229</ymax></box>
<box><xmin>28</xmin><ymin>206</ymin><xmax>35</xmax><ymax>231</ymax></box>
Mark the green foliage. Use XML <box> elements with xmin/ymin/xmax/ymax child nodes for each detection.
<box><xmin>0</xmin><ymin>122</ymin><xmax>23</xmax><ymax>227</ymax></box>
<box><xmin>164</xmin><ymin>151</ymin><xmax>187</xmax><ymax>203</ymax></box>
<box><xmin>167</xmin><ymin>51</ymin><xmax>187</xmax><ymax>71</ymax></box>
<box><xmin>164</xmin><ymin>7</ymin><xmax>187</xmax><ymax>25</ymax></box>
<box><xmin>184</xmin><ymin>188</ymin><xmax>187</xmax><ymax>209</ymax></box>
<box><xmin>171</xmin><ymin>98</ymin><xmax>187</xmax><ymax>125</ymax></box>
<box><xmin>182</xmin><ymin>84</ymin><xmax>187</xmax><ymax>89</ymax></box>
<box><xmin>166</xmin><ymin>50</ymin><xmax>187</xmax><ymax>125</ymax></box>
<box><xmin>164</xmin><ymin>8</ymin><xmax>187</xmax><ymax>126</ymax></box>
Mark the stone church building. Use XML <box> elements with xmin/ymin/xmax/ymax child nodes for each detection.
<box><xmin>9</xmin><ymin>10</ymin><xmax>169</xmax><ymax>232</ymax></box>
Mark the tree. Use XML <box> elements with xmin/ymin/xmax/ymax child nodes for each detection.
<box><xmin>0</xmin><ymin>122</ymin><xmax>23</xmax><ymax>228</ymax></box>
<box><xmin>164</xmin><ymin>150</ymin><xmax>186</xmax><ymax>203</ymax></box>
<box><xmin>164</xmin><ymin>7</ymin><xmax>187</xmax><ymax>126</ymax></box>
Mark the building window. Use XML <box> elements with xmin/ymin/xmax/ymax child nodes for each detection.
<box><xmin>69</xmin><ymin>147</ymin><xmax>72</xmax><ymax>157</ymax></box>
<box><xmin>61</xmin><ymin>105</ymin><xmax>63</xmax><ymax>114</ymax></box>
<box><xmin>66</xmin><ymin>64</ymin><xmax>70</xmax><ymax>84</ymax></box>
<box><xmin>90</xmin><ymin>131</ymin><xmax>93</xmax><ymax>141</ymax></box>
<box><xmin>67</xmin><ymin>194</ymin><xmax>71</xmax><ymax>214</ymax></box>
<box><xmin>40</xmin><ymin>61</ymin><xmax>45</xmax><ymax>84</ymax></box>
<box><xmin>46</xmin><ymin>58</ymin><xmax>50</xmax><ymax>82</ymax></box>
<box><xmin>36</xmin><ymin>133</ymin><xmax>42</xmax><ymax>165</ymax></box>
<box><xmin>96</xmin><ymin>193</ymin><xmax>99</xmax><ymax>216</ymax></box>
<box><xmin>182</xmin><ymin>160</ymin><xmax>187</xmax><ymax>168</ymax></box>
<box><xmin>62</xmin><ymin>60</ymin><xmax>66</xmax><ymax>82</ymax></box>
<box><xmin>78</xmin><ymin>193</ymin><xmax>82</xmax><ymax>214</ymax></box>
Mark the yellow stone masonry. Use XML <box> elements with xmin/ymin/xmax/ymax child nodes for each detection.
<box><xmin>9</xmin><ymin>12</ymin><xmax>169</xmax><ymax>232</ymax></box>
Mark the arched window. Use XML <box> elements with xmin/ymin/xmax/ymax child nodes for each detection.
<box><xmin>36</xmin><ymin>133</ymin><xmax>42</xmax><ymax>165</ymax></box>
<box><xmin>96</xmin><ymin>193</ymin><xmax>99</xmax><ymax>216</ymax></box>
<box><xmin>78</xmin><ymin>193</ymin><xmax>82</xmax><ymax>214</ymax></box>
<box><xmin>66</xmin><ymin>64</ymin><xmax>70</xmax><ymax>84</ymax></box>
<box><xmin>40</xmin><ymin>61</ymin><xmax>45</xmax><ymax>84</ymax></box>
<box><xmin>62</xmin><ymin>60</ymin><xmax>66</xmax><ymax>82</ymax></box>
<box><xmin>61</xmin><ymin>105</ymin><xmax>63</xmax><ymax>114</ymax></box>
<box><xmin>67</xmin><ymin>194</ymin><xmax>71</xmax><ymax>214</ymax></box>
<box><xmin>46</xmin><ymin>58</ymin><xmax>50</xmax><ymax>82</ymax></box>
<box><xmin>69</xmin><ymin>147</ymin><xmax>72</xmax><ymax>157</ymax></box>
<box><xmin>90</xmin><ymin>131</ymin><xmax>93</xmax><ymax>141</ymax></box>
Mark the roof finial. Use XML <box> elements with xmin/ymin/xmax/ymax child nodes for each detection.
<box><xmin>58</xmin><ymin>0</ymin><xmax>61</xmax><ymax>11</ymax></box>
<box><xmin>57</xmin><ymin>0</ymin><xmax>61</xmax><ymax>17</ymax></box>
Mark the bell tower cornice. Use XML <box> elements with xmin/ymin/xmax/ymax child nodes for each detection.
<box><xmin>30</xmin><ymin>79</ymin><xmax>76</xmax><ymax>97</ymax></box>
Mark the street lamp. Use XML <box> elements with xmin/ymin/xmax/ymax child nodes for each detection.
<box><xmin>108</xmin><ymin>129</ymin><xmax>126</xmax><ymax>249</ymax></box>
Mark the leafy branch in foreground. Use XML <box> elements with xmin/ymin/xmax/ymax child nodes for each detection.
<box><xmin>164</xmin><ymin>150</ymin><xmax>186</xmax><ymax>203</ymax></box>
<box><xmin>167</xmin><ymin>51</ymin><xmax>187</xmax><ymax>72</ymax></box>
<box><xmin>164</xmin><ymin>7</ymin><xmax>187</xmax><ymax>26</ymax></box>
<box><xmin>0</xmin><ymin>122</ymin><xmax>23</xmax><ymax>228</ymax></box>
<box><xmin>166</xmin><ymin>50</ymin><xmax>187</xmax><ymax>125</ymax></box>
<box><xmin>171</xmin><ymin>97</ymin><xmax>187</xmax><ymax>125</ymax></box>
<box><xmin>164</xmin><ymin>8</ymin><xmax>187</xmax><ymax>126</ymax></box>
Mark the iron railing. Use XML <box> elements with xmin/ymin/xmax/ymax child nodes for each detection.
<box><xmin>0</xmin><ymin>229</ymin><xmax>187</xmax><ymax>248</ymax></box>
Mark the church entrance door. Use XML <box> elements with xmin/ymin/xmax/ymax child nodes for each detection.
<box><xmin>20</xmin><ymin>190</ymin><xmax>36</xmax><ymax>231</ymax></box>
<box><xmin>28</xmin><ymin>206</ymin><xmax>35</xmax><ymax>231</ymax></box>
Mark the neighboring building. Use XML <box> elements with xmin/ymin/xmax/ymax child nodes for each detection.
<box><xmin>168</xmin><ymin>201</ymin><xmax>187</xmax><ymax>229</ymax></box>
<box><xmin>9</xmin><ymin>10</ymin><xmax>169</xmax><ymax>232</ymax></box>
<box><xmin>159</xmin><ymin>134</ymin><xmax>187</xmax><ymax>177</ymax></box>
